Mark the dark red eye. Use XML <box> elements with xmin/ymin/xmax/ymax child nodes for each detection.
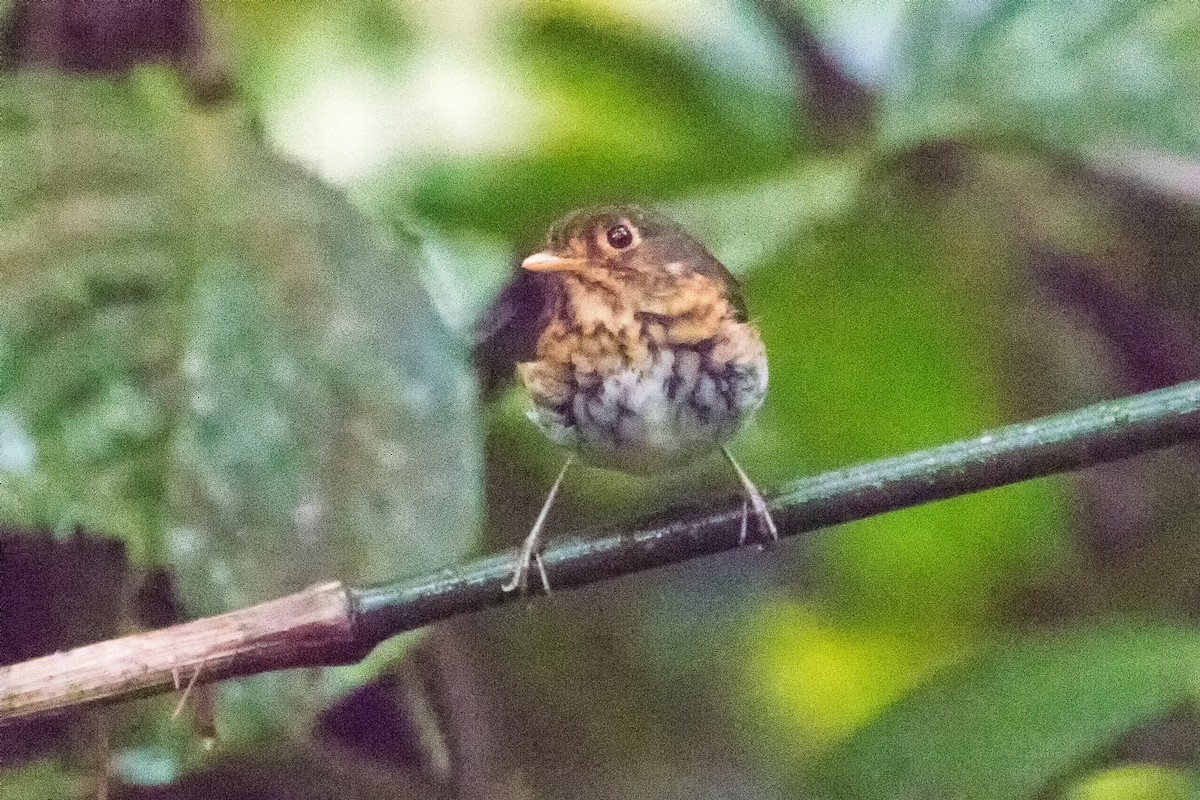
<box><xmin>606</xmin><ymin>224</ymin><xmax>634</xmax><ymax>249</ymax></box>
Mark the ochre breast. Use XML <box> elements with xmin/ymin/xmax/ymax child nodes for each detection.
<box><xmin>519</xmin><ymin>291</ymin><xmax>768</xmax><ymax>473</ymax></box>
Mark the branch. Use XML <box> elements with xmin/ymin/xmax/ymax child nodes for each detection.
<box><xmin>4</xmin><ymin>381</ymin><xmax>1200</xmax><ymax>724</ymax></box>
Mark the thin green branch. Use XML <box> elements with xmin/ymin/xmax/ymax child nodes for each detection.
<box><xmin>3</xmin><ymin>381</ymin><xmax>1200</xmax><ymax>724</ymax></box>
<box><xmin>353</xmin><ymin>380</ymin><xmax>1200</xmax><ymax>638</ymax></box>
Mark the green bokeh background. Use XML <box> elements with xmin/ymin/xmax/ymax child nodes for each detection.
<box><xmin>2</xmin><ymin>0</ymin><xmax>1200</xmax><ymax>797</ymax></box>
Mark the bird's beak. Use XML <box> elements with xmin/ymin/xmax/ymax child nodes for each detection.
<box><xmin>521</xmin><ymin>251</ymin><xmax>580</xmax><ymax>272</ymax></box>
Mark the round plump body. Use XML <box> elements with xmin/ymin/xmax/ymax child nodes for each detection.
<box><xmin>516</xmin><ymin>206</ymin><xmax>768</xmax><ymax>473</ymax></box>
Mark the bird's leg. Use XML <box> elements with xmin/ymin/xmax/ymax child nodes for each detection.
<box><xmin>738</xmin><ymin>499</ymin><xmax>749</xmax><ymax>547</ymax></box>
<box><xmin>723</xmin><ymin>447</ymin><xmax>778</xmax><ymax>547</ymax></box>
<box><xmin>502</xmin><ymin>458</ymin><xmax>573</xmax><ymax>594</ymax></box>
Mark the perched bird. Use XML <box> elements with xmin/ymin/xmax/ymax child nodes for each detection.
<box><xmin>485</xmin><ymin>206</ymin><xmax>777</xmax><ymax>593</ymax></box>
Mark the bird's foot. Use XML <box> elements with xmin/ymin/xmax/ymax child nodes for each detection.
<box><xmin>725</xmin><ymin>447</ymin><xmax>779</xmax><ymax>550</ymax></box>
<box><xmin>501</xmin><ymin>458</ymin><xmax>571</xmax><ymax>596</ymax></box>
<box><xmin>502</xmin><ymin>539</ymin><xmax>552</xmax><ymax>596</ymax></box>
<box><xmin>745</xmin><ymin>484</ymin><xmax>779</xmax><ymax>551</ymax></box>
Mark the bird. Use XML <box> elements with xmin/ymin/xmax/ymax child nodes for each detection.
<box><xmin>486</xmin><ymin>205</ymin><xmax>777</xmax><ymax>593</ymax></box>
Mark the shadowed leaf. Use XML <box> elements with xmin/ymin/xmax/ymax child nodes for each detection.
<box><xmin>0</xmin><ymin>72</ymin><xmax>481</xmax><ymax>737</ymax></box>
<box><xmin>818</xmin><ymin>621</ymin><xmax>1200</xmax><ymax>800</ymax></box>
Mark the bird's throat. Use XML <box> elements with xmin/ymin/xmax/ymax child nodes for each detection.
<box><xmin>554</xmin><ymin>272</ymin><xmax>733</xmax><ymax>345</ymax></box>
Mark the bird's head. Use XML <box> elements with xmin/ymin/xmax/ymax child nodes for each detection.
<box><xmin>521</xmin><ymin>205</ymin><xmax>746</xmax><ymax>319</ymax></box>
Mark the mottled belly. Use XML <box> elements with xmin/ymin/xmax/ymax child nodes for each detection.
<box><xmin>521</xmin><ymin>343</ymin><xmax>768</xmax><ymax>473</ymax></box>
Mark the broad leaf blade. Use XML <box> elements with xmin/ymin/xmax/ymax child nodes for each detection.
<box><xmin>169</xmin><ymin>144</ymin><xmax>481</xmax><ymax>616</ymax></box>
<box><xmin>889</xmin><ymin>0</ymin><xmax>1200</xmax><ymax>155</ymax></box>
<box><xmin>818</xmin><ymin>621</ymin><xmax>1200</xmax><ymax>800</ymax></box>
<box><xmin>0</xmin><ymin>73</ymin><xmax>481</xmax><ymax>735</ymax></box>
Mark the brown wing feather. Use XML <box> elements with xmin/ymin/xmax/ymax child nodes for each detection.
<box><xmin>473</xmin><ymin>270</ymin><xmax>560</xmax><ymax>399</ymax></box>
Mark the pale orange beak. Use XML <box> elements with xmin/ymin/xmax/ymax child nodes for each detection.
<box><xmin>521</xmin><ymin>251</ymin><xmax>580</xmax><ymax>272</ymax></box>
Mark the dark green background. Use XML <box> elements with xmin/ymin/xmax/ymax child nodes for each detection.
<box><xmin>1</xmin><ymin>1</ymin><xmax>1199</xmax><ymax>797</ymax></box>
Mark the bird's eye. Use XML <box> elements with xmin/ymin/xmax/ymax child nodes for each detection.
<box><xmin>605</xmin><ymin>224</ymin><xmax>634</xmax><ymax>250</ymax></box>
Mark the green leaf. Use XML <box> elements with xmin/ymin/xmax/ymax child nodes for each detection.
<box><xmin>0</xmin><ymin>760</ymin><xmax>86</xmax><ymax>800</ymax></box>
<box><xmin>387</xmin><ymin>1</ymin><xmax>798</xmax><ymax>238</ymax></box>
<box><xmin>217</xmin><ymin>0</ymin><xmax>417</xmax><ymax>99</ymax></box>
<box><xmin>1065</xmin><ymin>764</ymin><xmax>1198</xmax><ymax>800</ymax></box>
<box><xmin>167</xmin><ymin>145</ymin><xmax>481</xmax><ymax>617</ymax></box>
<box><xmin>667</xmin><ymin>156</ymin><xmax>867</xmax><ymax>276</ymax></box>
<box><xmin>743</xmin><ymin>186</ymin><xmax>1064</xmax><ymax>625</ymax></box>
<box><xmin>817</xmin><ymin>621</ymin><xmax>1200</xmax><ymax>800</ymax></box>
<box><xmin>0</xmin><ymin>71</ymin><xmax>481</xmax><ymax>732</ymax></box>
<box><xmin>886</xmin><ymin>0</ymin><xmax>1200</xmax><ymax>155</ymax></box>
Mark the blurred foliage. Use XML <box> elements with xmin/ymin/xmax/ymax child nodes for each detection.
<box><xmin>816</xmin><ymin>621</ymin><xmax>1200</xmax><ymax>798</ymax></box>
<box><xmin>1</xmin><ymin>0</ymin><xmax>1200</xmax><ymax>798</ymax></box>
<box><xmin>0</xmin><ymin>32</ymin><xmax>479</xmax><ymax>776</ymax></box>
<box><xmin>1066</xmin><ymin>764</ymin><xmax>1198</xmax><ymax>800</ymax></box>
<box><xmin>0</xmin><ymin>759</ymin><xmax>89</xmax><ymax>799</ymax></box>
<box><xmin>890</xmin><ymin>0</ymin><xmax>1200</xmax><ymax>154</ymax></box>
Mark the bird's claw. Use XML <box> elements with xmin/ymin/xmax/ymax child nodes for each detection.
<box><xmin>503</xmin><ymin>459</ymin><xmax>571</xmax><ymax>596</ymax></box>
<box><xmin>725</xmin><ymin>447</ymin><xmax>778</xmax><ymax>550</ymax></box>
<box><xmin>738</xmin><ymin>493</ymin><xmax>779</xmax><ymax>550</ymax></box>
<box><xmin>502</xmin><ymin>550</ymin><xmax>552</xmax><ymax>596</ymax></box>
